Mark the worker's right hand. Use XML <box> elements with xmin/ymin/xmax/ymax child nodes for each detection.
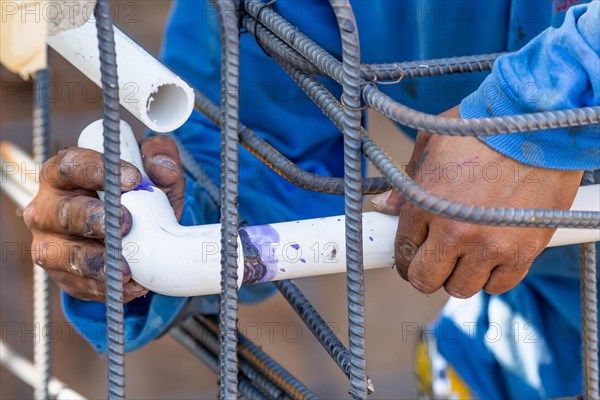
<box><xmin>23</xmin><ymin>135</ymin><xmax>186</xmax><ymax>303</ymax></box>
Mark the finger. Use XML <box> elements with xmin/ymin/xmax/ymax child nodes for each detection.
<box><xmin>124</xmin><ymin>280</ymin><xmax>149</xmax><ymax>302</ymax></box>
<box><xmin>443</xmin><ymin>256</ymin><xmax>495</xmax><ymax>299</ymax></box>
<box><xmin>28</xmin><ymin>195</ymin><xmax>133</xmax><ymax>238</ymax></box>
<box><xmin>41</xmin><ymin>148</ymin><xmax>141</xmax><ymax>191</ymax></box>
<box><xmin>141</xmin><ymin>135</ymin><xmax>185</xmax><ymax>219</ymax></box>
<box><xmin>483</xmin><ymin>262</ymin><xmax>531</xmax><ymax>295</ymax></box>
<box><xmin>394</xmin><ymin>203</ymin><xmax>429</xmax><ymax>280</ymax></box>
<box><xmin>51</xmin><ymin>271</ymin><xmax>106</xmax><ymax>302</ymax></box>
<box><xmin>406</xmin><ymin>230</ymin><xmax>460</xmax><ymax>295</ymax></box>
<box><xmin>51</xmin><ymin>271</ymin><xmax>148</xmax><ymax>303</ymax></box>
<box><xmin>32</xmin><ymin>235</ymin><xmax>131</xmax><ymax>283</ymax></box>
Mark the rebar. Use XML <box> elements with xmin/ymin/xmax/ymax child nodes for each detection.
<box><xmin>242</xmin><ymin>0</ymin><xmax>600</xmax><ymax>136</ymax></box>
<box><xmin>199</xmin><ymin>315</ymin><xmax>317</xmax><ymax>399</ymax></box>
<box><xmin>244</xmin><ymin>11</ymin><xmax>499</xmax><ymax>82</ymax></box>
<box><xmin>214</xmin><ymin>1</ymin><xmax>242</xmax><ymax>398</ymax></box>
<box><xmin>581</xmin><ymin>242</ymin><xmax>599</xmax><ymax>400</ymax></box>
<box><xmin>32</xmin><ymin>66</ymin><xmax>51</xmax><ymax>400</ymax></box>
<box><xmin>328</xmin><ymin>2</ymin><xmax>368</xmax><ymax>397</ymax></box>
<box><xmin>170</xmin><ymin>328</ymin><xmax>269</xmax><ymax>399</ymax></box>
<box><xmin>183</xmin><ymin>318</ymin><xmax>286</xmax><ymax>399</ymax></box>
<box><xmin>274</xmin><ymin>280</ymin><xmax>375</xmax><ymax>394</ymax></box>
<box><xmin>361</xmin><ymin>53</ymin><xmax>501</xmax><ymax>81</ymax></box>
<box><xmin>94</xmin><ymin>0</ymin><xmax>125</xmax><ymax>398</ymax></box>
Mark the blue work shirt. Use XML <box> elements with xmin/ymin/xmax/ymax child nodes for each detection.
<box><xmin>63</xmin><ymin>1</ymin><xmax>599</xmax><ymax>397</ymax></box>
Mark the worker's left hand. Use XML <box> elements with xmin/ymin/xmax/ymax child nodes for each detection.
<box><xmin>372</xmin><ymin>106</ymin><xmax>583</xmax><ymax>298</ymax></box>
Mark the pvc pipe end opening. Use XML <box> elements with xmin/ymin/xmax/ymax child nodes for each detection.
<box><xmin>145</xmin><ymin>83</ymin><xmax>193</xmax><ymax>133</ymax></box>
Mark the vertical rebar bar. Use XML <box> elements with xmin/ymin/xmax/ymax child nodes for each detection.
<box><xmin>328</xmin><ymin>1</ymin><xmax>368</xmax><ymax>397</ymax></box>
<box><xmin>214</xmin><ymin>0</ymin><xmax>242</xmax><ymax>398</ymax></box>
<box><xmin>32</xmin><ymin>66</ymin><xmax>51</xmax><ymax>400</ymax></box>
<box><xmin>581</xmin><ymin>241</ymin><xmax>599</xmax><ymax>400</ymax></box>
<box><xmin>94</xmin><ymin>1</ymin><xmax>125</xmax><ymax>398</ymax></box>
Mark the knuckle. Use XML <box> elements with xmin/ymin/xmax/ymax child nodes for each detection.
<box><xmin>57</xmin><ymin>196</ymin><xmax>75</xmax><ymax>231</ymax></box>
<box><xmin>394</xmin><ymin>235</ymin><xmax>419</xmax><ymax>265</ymax></box>
<box><xmin>146</xmin><ymin>134</ymin><xmax>175</xmax><ymax>150</ymax></box>
<box><xmin>444</xmin><ymin>284</ymin><xmax>477</xmax><ymax>299</ymax></box>
<box><xmin>54</xmin><ymin>148</ymin><xmax>77</xmax><ymax>179</ymax></box>
<box><xmin>407</xmin><ymin>269</ymin><xmax>439</xmax><ymax>294</ymax></box>
<box><xmin>23</xmin><ymin>203</ymin><xmax>40</xmax><ymax>229</ymax></box>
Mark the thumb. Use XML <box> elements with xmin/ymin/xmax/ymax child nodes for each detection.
<box><xmin>371</xmin><ymin>189</ymin><xmax>404</xmax><ymax>215</ymax></box>
<box><xmin>141</xmin><ymin>135</ymin><xmax>185</xmax><ymax>220</ymax></box>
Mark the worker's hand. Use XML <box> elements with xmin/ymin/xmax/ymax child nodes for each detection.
<box><xmin>23</xmin><ymin>135</ymin><xmax>185</xmax><ymax>302</ymax></box>
<box><xmin>372</xmin><ymin>106</ymin><xmax>582</xmax><ymax>298</ymax></box>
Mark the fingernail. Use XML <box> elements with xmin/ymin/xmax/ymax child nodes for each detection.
<box><xmin>121</xmin><ymin>164</ymin><xmax>141</xmax><ymax>188</ymax></box>
<box><xmin>120</xmin><ymin>207</ymin><xmax>133</xmax><ymax>235</ymax></box>
<box><xmin>102</xmin><ymin>260</ymin><xmax>130</xmax><ymax>283</ymax></box>
<box><xmin>148</xmin><ymin>155</ymin><xmax>179</xmax><ymax>174</ymax></box>
<box><xmin>126</xmin><ymin>281</ymin><xmax>147</xmax><ymax>295</ymax></box>
<box><xmin>370</xmin><ymin>190</ymin><xmax>391</xmax><ymax>210</ymax></box>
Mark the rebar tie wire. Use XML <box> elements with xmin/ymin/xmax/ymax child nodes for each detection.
<box><xmin>32</xmin><ymin>64</ymin><xmax>51</xmax><ymax>400</ymax></box>
<box><xmin>94</xmin><ymin>0</ymin><xmax>125</xmax><ymax>398</ymax></box>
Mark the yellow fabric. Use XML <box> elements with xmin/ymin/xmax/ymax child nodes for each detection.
<box><xmin>414</xmin><ymin>337</ymin><xmax>474</xmax><ymax>399</ymax></box>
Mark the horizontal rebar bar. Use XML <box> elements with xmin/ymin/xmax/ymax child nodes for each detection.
<box><xmin>242</xmin><ymin>0</ymin><xmax>600</xmax><ymax>136</ymax></box>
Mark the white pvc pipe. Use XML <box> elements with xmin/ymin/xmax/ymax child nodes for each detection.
<box><xmin>46</xmin><ymin>22</ymin><xmax>194</xmax><ymax>133</ymax></box>
<box><xmin>1</xmin><ymin>121</ymin><xmax>598</xmax><ymax>297</ymax></box>
<box><xmin>75</xmin><ymin>120</ymin><xmax>600</xmax><ymax>296</ymax></box>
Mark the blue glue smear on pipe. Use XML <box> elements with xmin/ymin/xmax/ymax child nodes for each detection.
<box><xmin>131</xmin><ymin>175</ymin><xmax>155</xmax><ymax>192</ymax></box>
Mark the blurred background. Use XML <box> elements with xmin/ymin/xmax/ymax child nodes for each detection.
<box><xmin>1</xmin><ymin>1</ymin><xmax>448</xmax><ymax>398</ymax></box>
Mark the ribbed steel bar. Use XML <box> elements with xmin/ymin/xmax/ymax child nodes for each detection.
<box><xmin>361</xmin><ymin>53</ymin><xmax>501</xmax><ymax>81</ymax></box>
<box><xmin>273</xmin><ymin>46</ymin><xmax>600</xmax><ymax>229</ymax></box>
<box><xmin>581</xmin><ymin>241</ymin><xmax>599</xmax><ymax>400</ymax></box>
<box><xmin>363</xmin><ymin>85</ymin><xmax>600</xmax><ymax>136</ymax></box>
<box><xmin>32</xmin><ymin>66</ymin><xmax>51</xmax><ymax>400</ymax></box>
<box><xmin>242</xmin><ymin>0</ymin><xmax>600</xmax><ymax>136</ymax></box>
<box><xmin>328</xmin><ymin>2</ymin><xmax>368</xmax><ymax>397</ymax></box>
<box><xmin>194</xmin><ymin>91</ymin><xmax>391</xmax><ymax>194</ymax></box>
<box><xmin>94</xmin><ymin>1</ymin><xmax>125</xmax><ymax>398</ymax></box>
<box><xmin>243</xmin><ymin>14</ymin><xmax>320</xmax><ymax>75</ymax></box>
<box><xmin>170</xmin><ymin>328</ymin><xmax>269</xmax><ymax>400</ymax></box>
<box><xmin>198</xmin><ymin>315</ymin><xmax>317</xmax><ymax>399</ymax></box>
<box><xmin>183</xmin><ymin>318</ymin><xmax>286</xmax><ymax>399</ymax></box>
<box><xmin>244</xmin><ymin>11</ymin><xmax>499</xmax><ymax>82</ymax></box>
<box><xmin>214</xmin><ymin>1</ymin><xmax>242</xmax><ymax>397</ymax></box>
<box><xmin>274</xmin><ymin>280</ymin><xmax>374</xmax><ymax>394</ymax></box>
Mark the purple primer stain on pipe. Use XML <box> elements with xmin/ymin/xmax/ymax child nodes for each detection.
<box><xmin>240</xmin><ymin>224</ymin><xmax>280</xmax><ymax>284</ymax></box>
<box><xmin>132</xmin><ymin>175</ymin><xmax>155</xmax><ymax>192</ymax></box>
<box><xmin>291</xmin><ymin>243</ymin><xmax>300</xmax><ymax>250</ymax></box>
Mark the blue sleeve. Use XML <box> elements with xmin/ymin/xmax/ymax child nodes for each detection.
<box><xmin>460</xmin><ymin>2</ymin><xmax>600</xmax><ymax>170</ymax></box>
<box><xmin>62</xmin><ymin>168</ymin><xmax>275</xmax><ymax>353</ymax></box>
